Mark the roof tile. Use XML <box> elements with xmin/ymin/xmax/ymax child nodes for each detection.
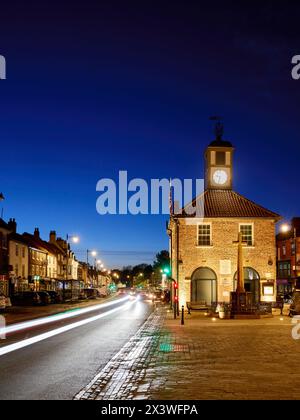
<box><xmin>178</xmin><ymin>189</ymin><xmax>281</xmax><ymax>219</ymax></box>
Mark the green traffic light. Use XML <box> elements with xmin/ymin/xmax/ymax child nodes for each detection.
<box><xmin>163</xmin><ymin>267</ymin><xmax>170</xmax><ymax>274</ymax></box>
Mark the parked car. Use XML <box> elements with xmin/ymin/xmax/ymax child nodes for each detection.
<box><xmin>79</xmin><ymin>290</ymin><xmax>88</xmax><ymax>300</ymax></box>
<box><xmin>84</xmin><ymin>288</ymin><xmax>99</xmax><ymax>299</ymax></box>
<box><xmin>97</xmin><ymin>287</ymin><xmax>107</xmax><ymax>298</ymax></box>
<box><xmin>37</xmin><ymin>291</ymin><xmax>51</xmax><ymax>305</ymax></box>
<box><xmin>11</xmin><ymin>291</ymin><xmax>41</xmax><ymax>306</ymax></box>
<box><xmin>0</xmin><ymin>293</ymin><xmax>6</xmax><ymax>312</ymax></box>
<box><xmin>40</xmin><ymin>290</ymin><xmax>62</xmax><ymax>304</ymax></box>
<box><xmin>289</xmin><ymin>291</ymin><xmax>300</xmax><ymax>316</ymax></box>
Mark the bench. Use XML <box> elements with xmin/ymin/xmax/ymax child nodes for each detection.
<box><xmin>187</xmin><ymin>301</ymin><xmax>209</xmax><ymax>314</ymax></box>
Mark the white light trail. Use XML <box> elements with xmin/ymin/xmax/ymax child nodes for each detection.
<box><xmin>0</xmin><ymin>295</ymin><xmax>129</xmax><ymax>337</ymax></box>
<box><xmin>0</xmin><ymin>300</ymin><xmax>136</xmax><ymax>357</ymax></box>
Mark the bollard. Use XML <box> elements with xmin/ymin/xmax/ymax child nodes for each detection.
<box><xmin>181</xmin><ymin>305</ymin><xmax>184</xmax><ymax>325</ymax></box>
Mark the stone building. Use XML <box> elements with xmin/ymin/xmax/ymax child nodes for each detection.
<box><xmin>276</xmin><ymin>217</ymin><xmax>300</xmax><ymax>294</ymax></box>
<box><xmin>0</xmin><ymin>218</ymin><xmax>12</xmax><ymax>296</ymax></box>
<box><xmin>168</xmin><ymin>130</ymin><xmax>281</xmax><ymax>307</ymax></box>
<box><xmin>23</xmin><ymin>229</ymin><xmax>48</xmax><ymax>290</ymax></box>
<box><xmin>8</xmin><ymin>219</ymin><xmax>29</xmax><ymax>292</ymax></box>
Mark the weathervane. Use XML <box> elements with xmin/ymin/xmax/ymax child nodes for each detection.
<box><xmin>209</xmin><ymin>116</ymin><xmax>223</xmax><ymax>141</ymax></box>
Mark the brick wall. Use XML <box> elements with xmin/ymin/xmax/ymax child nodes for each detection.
<box><xmin>169</xmin><ymin>217</ymin><xmax>277</xmax><ymax>305</ymax></box>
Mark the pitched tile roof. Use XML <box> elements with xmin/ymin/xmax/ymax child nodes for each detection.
<box><xmin>8</xmin><ymin>232</ymin><xmax>29</xmax><ymax>245</ymax></box>
<box><xmin>178</xmin><ymin>189</ymin><xmax>281</xmax><ymax>220</ymax></box>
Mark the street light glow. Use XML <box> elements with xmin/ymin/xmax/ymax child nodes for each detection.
<box><xmin>91</xmin><ymin>250</ymin><xmax>97</xmax><ymax>257</ymax></box>
<box><xmin>280</xmin><ymin>223</ymin><xmax>290</xmax><ymax>233</ymax></box>
<box><xmin>71</xmin><ymin>236</ymin><xmax>79</xmax><ymax>243</ymax></box>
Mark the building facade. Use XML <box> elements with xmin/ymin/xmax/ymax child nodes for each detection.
<box><xmin>0</xmin><ymin>218</ymin><xmax>12</xmax><ymax>296</ymax></box>
<box><xmin>23</xmin><ymin>230</ymin><xmax>48</xmax><ymax>290</ymax></box>
<box><xmin>276</xmin><ymin>217</ymin><xmax>300</xmax><ymax>294</ymax></box>
<box><xmin>8</xmin><ymin>220</ymin><xmax>29</xmax><ymax>293</ymax></box>
<box><xmin>168</xmin><ymin>130</ymin><xmax>281</xmax><ymax>308</ymax></box>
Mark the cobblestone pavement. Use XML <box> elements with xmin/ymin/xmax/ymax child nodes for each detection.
<box><xmin>75</xmin><ymin>306</ymin><xmax>300</xmax><ymax>400</ymax></box>
<box><xmin>149</xmin><ymin>310</ymin><xmax>300</xmax><ymax>400</ymax></box>
<box><xmin>74</xmin><ymin>306</ymin><xmax>167</xmax><ymax>400</ymax></box>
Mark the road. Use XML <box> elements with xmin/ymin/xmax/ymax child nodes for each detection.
<box><xmin>0</xmin><ymin>297</ymin><xmax>153</xmax><ymax>400</ymax></box>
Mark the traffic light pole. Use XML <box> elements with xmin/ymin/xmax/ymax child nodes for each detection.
<box><xmin>171</xmin><ymin>278</ymin><xmax>178</xmax><ymax>319</ymax></box>
<box><xmin>174</xmin><ymin>284</ymin><xmax>177</xmax><ymax>319</ymax></box>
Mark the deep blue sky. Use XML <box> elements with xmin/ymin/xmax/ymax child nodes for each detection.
<box><xmin>0</xmin><ymin>1</ymin><xmax>299</xmax><ymax>268</ymax></box>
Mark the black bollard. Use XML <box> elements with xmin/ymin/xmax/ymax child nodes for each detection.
<box><xmin>181</xmin><ymin>305</ymin><xmax>184</xmax><ymax>325</ymax></box>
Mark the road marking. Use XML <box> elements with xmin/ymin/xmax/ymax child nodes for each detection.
<box><xmin>0</xmin><ymin>300</ymin><xmax>136</xmax><ymax>357</ymax></box>
<box><xmin>0</xmin><ymin>296</ymin><xmax>130</xmax><ymax>336</ymax></box>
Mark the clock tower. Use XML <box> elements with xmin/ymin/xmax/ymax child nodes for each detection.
<box><xmin>205</xmin><ymin>121</ymin><xmax>234</xmax><ymax>190</ymax></box>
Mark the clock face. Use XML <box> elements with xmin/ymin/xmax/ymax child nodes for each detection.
<box><xmin>213</xmin><ymin>169</ymin><xmax>228</xmax><ymax>185</ymax></box>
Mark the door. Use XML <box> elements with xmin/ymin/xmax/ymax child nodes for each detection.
<box><xmin>191</xmin><ymin>267</ymin><xmax>217</xmax><ymax>304</ymax></box>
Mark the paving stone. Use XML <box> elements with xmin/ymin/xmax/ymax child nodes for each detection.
<box><xmin>74</xmin><ymin>306</ymin><xmax>300</xmax><ymax>400</ymax></box>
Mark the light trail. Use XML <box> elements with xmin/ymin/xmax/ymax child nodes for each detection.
<box><xmin>0</xmin><ymin>295</ymin><xmax>130</xmax><ymax>337</ymax></box>
<box><xmin>0</xmin><ymin>299</ymin><xmax>136</xmax><ymax>357</ymax></box>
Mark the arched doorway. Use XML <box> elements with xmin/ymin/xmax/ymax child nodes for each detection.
<box><xmin>234</xmin><ymin>267</ymin><xmax>260</xmax><ymax>303</ymax></box>
<box><xmin>191</xmin><ymin>267</ymin><xmax>217</xmax><ymax>304</ymax></box>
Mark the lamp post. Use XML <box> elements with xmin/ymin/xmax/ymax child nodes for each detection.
<box><xmin>0</xmin><ymin>192</ymin><xmax>4</xmax><ymax>219</ymax></box>
<box><xmin>86</xmin><ymin>250</ymin><xmax>97</xmax><ymax>287</ymax></box>
<box><xmin>86</xmin><ymin>249</ymin><xmax>97</xmax><ymax>265</ymax></box>
<box><xmin>64</xmin><ymin>234</ymin><xmax>79</xmax><ymax>301</ymax></box>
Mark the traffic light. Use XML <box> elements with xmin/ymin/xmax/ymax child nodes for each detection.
<box><xmin>163</xmin><ymin>267</ymin><xmax>170</xmax><ymax>275</ymax></box>
<box><xmin>174</xmin><ymin>281</ymin><xmax>178</xmax><ymax>289</ymax></box>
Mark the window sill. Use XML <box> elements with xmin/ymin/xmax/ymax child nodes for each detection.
<box><xmin>196</xmin><ymin>245</ymin><xmax>213</xmax><ymax>248</ymax></box>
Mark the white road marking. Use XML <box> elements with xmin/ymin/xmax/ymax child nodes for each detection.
<box><xmin>0</xmin><ymin>300</ymin><xmax>136</xmax><ymax>357</ymax></box>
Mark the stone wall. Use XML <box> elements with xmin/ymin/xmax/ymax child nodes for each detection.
<box><xmin>169</xmin><ymin>217</ymin><xmax>277</xmax><ymax>306</ymax></box>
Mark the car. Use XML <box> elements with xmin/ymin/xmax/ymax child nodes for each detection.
<box><xmin>36</xmin><ymin>291</ymin><xmax>51</xmax><ymax>305</ymax></box>
<box><xmin>289</xmin><ymin>291</ymin><xmax>300</xmax><ymax>316</ymax></box>
<box><xmin>84</xmin><ymin>288</ymin><xmax>99</xmax><ymax>299</ymax></box>
<box><xmin>11</xmin><ymin>291</ymin><xmax>41</xmax><ymax>306</ymax></box>
<box><xmin>118</xmin><ymin>289</ymin><xmax>128</xmax><ymax>296</ymax></box>
<box><xmin>136</xmin><ymin>290</ymin><xmax>148</xmax><ymax>300</ymax></box>
<box><xmin>0</xmin><ymin>293</ymin><xmax>6</xmax><ymax>312</ymax></box>
<box><xmin>40</xmin><ymin>290</ymin><xmax>62</xmax><ymax>304</ymax></box>
<box><xmin>79</xmin><ymin>290</ymin><xmax>88</xmax><ymax>300</ymax></box>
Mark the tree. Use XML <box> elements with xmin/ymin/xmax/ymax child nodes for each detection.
<box><xmin>153</xmin><ymin>250</ymin><xmax>170</xmax><ymax>271</ymax></box>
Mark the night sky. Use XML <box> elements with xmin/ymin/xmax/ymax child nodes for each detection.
<box><xmin>0</xmin><ymin>1</ymin><xmax>300</xmax><ymax>268</ymax></box>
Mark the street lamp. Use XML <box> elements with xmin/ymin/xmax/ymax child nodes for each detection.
<box><xmin>281</xmin><ymin>223</ymin><xmax>290</xmax><ymax>234</ymax></box>
<box><xmin>65</xmin><ymin>234</ymin><xmax>80</xmax><ymax>301</ymax></box>
<box><xmin>0</xmin><ymin>192</ymin><xmax>4</xmax><ymax>219</ymax></box>
<box><xmin>86</xmin><ymin>249</ymin><xmax>98</xmax><ymax>267</ymax></box>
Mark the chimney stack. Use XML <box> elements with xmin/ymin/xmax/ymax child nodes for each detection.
<box><xmin>7</xmin><ymin>218</ymin><xmax>17</xmax><ymax>233</ymax></box>
<box><xmin>34</xmin><ymin>228</ymin><xmax>40</xmax><ymax>239</ymax></box>
<box><xmin>49</xmin><ymin>230</ymin><xmax>57</xmax><ymax>243</ymax></box>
